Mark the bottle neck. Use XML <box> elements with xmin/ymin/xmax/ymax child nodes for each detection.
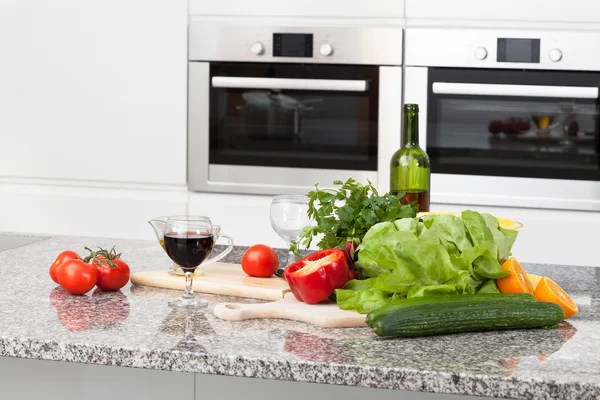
<box><xmin>402</xmin><ymin>108</ymin><xmax>419</xmax><ymax>148</ymax></box>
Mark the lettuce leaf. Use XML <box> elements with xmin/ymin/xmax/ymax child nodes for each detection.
<box><xmin>461</xmin><ymin>210</ymin><xmax>495</xmax><ymax>245</ymax></box>
<box><xmin>460</xmin><ymin>241</ymin><xmax>508</xmax><ymax>279</ymax></box>
<box><xmin>335</xmin><ymin>288</ymin><xmax>391</xmax><ymax>314</ymax></box>
<box><xmin>419</xmin><ymin>214</ymin><xmax>472</xmax><ymax>254</ymax></box>
<box><xmin>407</xmin><ymin>284</ymin><xmax>460</xmax><ymax>298</ymax></box>
<box><xmin>477</xmin><ymin>279</ymin><xmax>501</xmax><ymax>293</ymax></box>
<box><xmin>340</xmin><ymin>210</ymin><xmax>518</xmax><ymax>311</ymax></box>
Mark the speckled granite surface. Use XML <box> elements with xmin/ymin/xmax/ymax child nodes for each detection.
<box><xmin>0</xmin><ymin>235</ymin><xmax>598</xmax><ymax>400</ymax></box>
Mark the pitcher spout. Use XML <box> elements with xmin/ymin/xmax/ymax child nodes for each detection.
<box><xmin>148</xmin><ymin>216</ymin><xmax>168</xmax><ymax>245</ymax></box>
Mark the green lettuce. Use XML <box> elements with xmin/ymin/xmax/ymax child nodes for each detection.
<box><xmin>338</xmin><ymin>210</ymin><xmax>517</xmax><ymax>313</ymax></box>
<box><xmin>335</xmin><ymin>289</ymin><xmax>390</xmax><ymax>314</ymax></box>
<box><xmin>477</xmin><ymin>279</ymin><xmax>501</xmax><ymax>294</ymax></box>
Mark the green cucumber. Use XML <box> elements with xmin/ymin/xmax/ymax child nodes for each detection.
<box><xmin>366</xmin><ymin>293</ymin><xmax>536</xmax><ymax>327</ymax></box>
<box><xmin>372</xmin><ymin>299</ymin><xmax>564</xmax><ymax>338</ymax></box>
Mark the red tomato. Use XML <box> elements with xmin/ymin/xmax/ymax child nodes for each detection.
<box><xmin>92</xmin><ymin>256</ymin><xmax>130</xmax><ymax>291</ymax></box>
<box><xmin>57</xmin><ymin>259</ymin><xmax>98</xmax><ymax>295</ymax></box>
<box><xmin>241</xmin><ymin>244</ymin><xmax>279</xmax><ymax>277</ymax></box>
<box><xmin>49</xmin><ymin>250</ymin><xmax>81</xmax><ymax>284</ymax></box>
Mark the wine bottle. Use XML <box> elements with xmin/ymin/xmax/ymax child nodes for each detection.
<box><xmin>390</xmin><ymin>104</ymin><xmax>431</xmax><ymax>212</ymax></box>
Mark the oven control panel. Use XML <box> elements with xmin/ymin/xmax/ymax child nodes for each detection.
<box><xmin>272</xmin><ymin>33</ymin><xmax>313</xmax><ymax>58</ymax></box>
<box><xmin>405</xmin><ymin>27</ymin><xmax>600</xmax><ymax>71</ymax></box>
<box><xmin>189</xmin><ymin>22</ymin><xmax>403</xmax><ymax>66</ymax></box>
<box><xmin>497</xmin><ymin>38</ymin><xmax>541</xmax><ymax>63</ymax></box>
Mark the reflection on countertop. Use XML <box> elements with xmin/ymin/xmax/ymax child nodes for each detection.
<box><xmin>49</xmin><ymin>287</ymin><xmax>130</xmax><ymax>332</ymax></box>
<box><xmin>0</xmin><ymin>234</ymin><xmax>598</xmax><ymax>399</ymax></box>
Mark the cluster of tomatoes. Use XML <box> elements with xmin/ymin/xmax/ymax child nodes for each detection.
<box><xmin>49</xmin><ymin>246</ymin><xmax>130</xmax><ymax>295</ymax></box>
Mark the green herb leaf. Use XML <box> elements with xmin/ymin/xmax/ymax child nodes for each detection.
<box><xmin>290</xmin><ymin>178</ymin><xmax>418</xmax><ymax>256</ymax></box>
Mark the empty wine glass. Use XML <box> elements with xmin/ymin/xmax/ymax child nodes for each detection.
<box><xmin>162</xmin><ymin>216</ymin><xmax>216</xmax><ymax>309</ymax></box>
<box><xmin>270</xmin><ymin>195</ymin><xmax>312</xmax><ymax>271</ymax></box>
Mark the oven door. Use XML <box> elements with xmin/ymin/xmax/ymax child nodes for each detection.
<box><xmin>405</xmin><ymin>66</ymin><xmax>600</xmax><ymax>211</ymax></box>
<box><xmin>188</xmin><ymin>62</ymin><xmax>401</xmax><ymax>195</ymax></box>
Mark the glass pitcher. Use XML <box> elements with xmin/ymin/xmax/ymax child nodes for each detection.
<box><xmin>148</xmin><ymin>216</ymin><xmax>234</xmax><ymax>276</ymax></box>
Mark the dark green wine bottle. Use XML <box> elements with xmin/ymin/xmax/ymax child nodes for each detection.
<box><xmin>390</xmin><ymin>104</ymin><xmax>431</xmax><ymax>212</ymax></box>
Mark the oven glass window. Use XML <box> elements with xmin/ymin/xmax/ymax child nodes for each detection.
<box><xmin>209</xmin><ymin>63</ymin><xmax>379</xmax><ymax>171</ymax></box>
<box><xmin>427</xmin><ymin>68</ymin><xmax>600</xmax><ymax>181</ymax></box>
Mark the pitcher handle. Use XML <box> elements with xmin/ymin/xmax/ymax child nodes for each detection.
<box><xmin>203</xmin><ymin>234</ymin><xmax>234</xmax><ymax>265</ymax></box>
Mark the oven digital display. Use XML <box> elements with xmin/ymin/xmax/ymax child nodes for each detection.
<box><xmin>273</xmin><ymin>33</ymin><xmax>313</xmax><ymax>58</ymax></box>
<box><xmin>497</xmin><ymin>38</ymin><xmax>540</xmax><ymax>63</ymax></box>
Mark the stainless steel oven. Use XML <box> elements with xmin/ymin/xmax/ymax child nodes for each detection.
<box><xmin>404</xmin><ymin>27</ymin><xmax>600</xmax><ymax>211</ymax></box>
<box><xmin>188</xmin><ymin>21</ymin><xmax>403</xmax><ymax>195</ymax></box>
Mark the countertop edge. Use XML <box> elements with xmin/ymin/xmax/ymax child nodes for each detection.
<box><xmin>1</xmin><ymin>336</ymin><xmax>597</xmax><ymax>400</ymax></box>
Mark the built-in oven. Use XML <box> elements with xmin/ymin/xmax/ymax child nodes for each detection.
<box><xmin>188</xmin><ymin>21</ymin><xmax>403</xmax><ymax>195</ymax></box>
<box><xmin>404</xmin><ymin>28</ymin><xmax>600</xmax><ymax>211</ymax></box>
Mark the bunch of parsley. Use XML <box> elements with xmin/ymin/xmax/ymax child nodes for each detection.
<box><xmin>290</xmin><ymin>178</ymin><xmax>418</xmax><ymax>257</ymax></box>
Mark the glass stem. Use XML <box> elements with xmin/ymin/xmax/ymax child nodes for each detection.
<box><xmin>286</xmin><ymin>250</ymin><xmax>297</xmax><ymax>267</ymax></box>
<box><xmin>183</xmin><ymin>272</ymin><xmax>194</xmax><ymax>299</ymax></box>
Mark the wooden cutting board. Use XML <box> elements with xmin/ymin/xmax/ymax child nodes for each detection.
<box><xmin>213</xmin><ymin>292</ymin><xmax>367</xmax><ymax>328</ymax></box>
<box><xmin>130</xmin><ymin>262</ymin><xmax>290</xmax><ymax>301</ymax></box>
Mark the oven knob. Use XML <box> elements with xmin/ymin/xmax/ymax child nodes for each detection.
<box><xmin>474</xmin><ymin>46</ymin><xmax>488</xmax><ymax>60</ymax></box>
<box><xmin>250</xmin><ymin>42</ymin><xmax>264</xmax><ymax>55</ymax></box>
<box><xmin>549</xmin><ymin>48</ymin><xmax>563</xmax><ymax>62</ymax></box>
<box><xmin>320</xmin><ymin>43</ymin><xmax>334</xmax><ymax>57</ymax></box>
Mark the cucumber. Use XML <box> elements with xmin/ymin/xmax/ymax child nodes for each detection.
<box><xmin>366</xmin><ymin>293</ymin><xmax>536</xmax><ymax>328</ymax></box>
<box><xmin>372</xmin><ymin>299</ymin><xmax>564</xmax><ymax>338</ymax></box>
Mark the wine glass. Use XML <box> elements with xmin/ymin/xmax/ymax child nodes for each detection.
<box><xmin>162</xmin><ymin>216</ymin><xmax>216</xmax><ymax>309</ymax></box>
<box><xmin>270</xmin><ymin>195</ymin><xmax>312</xmax><ymax>272</ymax></box>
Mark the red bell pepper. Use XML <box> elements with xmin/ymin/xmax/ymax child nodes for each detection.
<box><xmin>284</xmin><ymin>248</ymin><xmax>350</xmax><ymax>304</ymax></box>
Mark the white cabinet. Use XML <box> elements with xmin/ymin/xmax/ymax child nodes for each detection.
<box><xmin>0</xmin><ymin>357</ymin><xmax>195</xmax><ymax>400</ymax></box>
<box><xmin>405</xmin><ymin>0</ymin><xmax>600</xmax><ymax>24</ymax></box>
<box><xmin>0</xmin><ymin>356</ymin><xmax>492</xmax><ymax>400</ymax></box>
<box><xmin>189</xmin><ymin>0</ymin><xmax>405</xmax><ymax>19</ymax></box>
<box><xmin>0</xmin><ymin>0</ymin><xmax>188</xmax><ymax>185</ymax></box>
<box><xmin>0</xmin><ymin>183</ymin><xmax>188</xmax><ymax>240</ymax></box>
<box><xmin>195</xmin><ymin>373</ymin><xmax>492</xmax><ymax>400</ymax></box>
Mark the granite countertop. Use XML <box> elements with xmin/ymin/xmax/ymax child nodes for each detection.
<box><xmin>0</xmin><ymin>235</ymin><xmax>598</xmax><ymax>400</ymax></box>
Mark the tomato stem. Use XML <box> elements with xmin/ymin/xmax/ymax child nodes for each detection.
<box><xmin>83</xmin><ymin>246</ymin><xmax>121</xmax><ymax>268</ymax></box>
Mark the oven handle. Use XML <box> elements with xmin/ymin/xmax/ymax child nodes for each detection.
<box><xmin>212</xmin><ymin>76</ymin><xmax>368</xmax><ymax>92</ymax></box>
<box><xmin>432</xmin><ymin>82</ymin><xmax>599</xmax><ymax>99</ymax></box>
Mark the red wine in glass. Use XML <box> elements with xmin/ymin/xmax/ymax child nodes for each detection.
<box><xmin>163</xmin><ymin>232</ymin><xmax>215</xmax><ymax>273</ymax></box>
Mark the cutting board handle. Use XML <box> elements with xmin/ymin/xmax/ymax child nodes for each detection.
<box><xmin>213</xmin><ymin>302</ymin><xmax>280</xmax><ymax>321</ymax></box>
<box><xmin>213</xmin><ymin>293</ymin><xmax>368</xmax><ymax>328</ymax></box>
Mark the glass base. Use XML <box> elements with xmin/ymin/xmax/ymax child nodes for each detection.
<box><xmin>168</xmin><ymin>266</ymin><xmax>204</xmax><ymax>277</ymax></box>
<box><xmin>169</xmin><ymin>297</ymin><xmax>208</xmax><ymax>309</ymax></box>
